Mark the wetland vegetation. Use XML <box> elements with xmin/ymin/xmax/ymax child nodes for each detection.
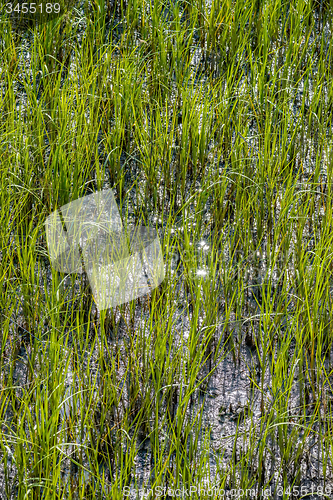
<box><xmin>1</xmin><ymin>0</ymin><xmax>333</xmax><ymax>498</ymax></box>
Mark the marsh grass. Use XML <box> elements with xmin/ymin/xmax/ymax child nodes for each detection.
<box><xmin>1</xmin><ymin>0</ymin><xmax>333</xmax><ymax>497</ymax></box>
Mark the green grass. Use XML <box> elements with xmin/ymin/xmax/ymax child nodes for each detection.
<box><xmin>1</xmin><ymin>0</ymin><xmax>333</xmax><ymax>497</ymax></box>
